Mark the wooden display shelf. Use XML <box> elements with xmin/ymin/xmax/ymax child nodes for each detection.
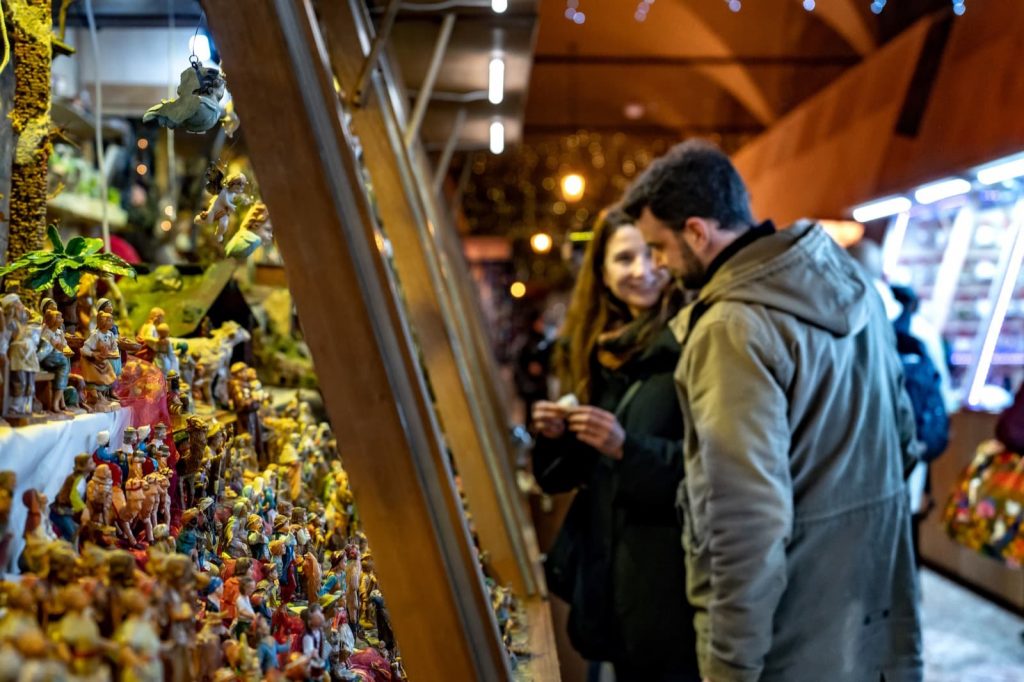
<box><xmin>518</xmin><ymin>597</ymin><xmax>561</xmax><ymax>682</ymax></box>
<box><xmin>204</xmin><ymin>2</ymin><xmax>515</xmax><ymax>678</ymax></box>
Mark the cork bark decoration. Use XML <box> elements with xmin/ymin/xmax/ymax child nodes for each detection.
<box><xmin>6</xmin><ymin>0</ymin><xmax>52</xmax><ymax>271</ymax></box>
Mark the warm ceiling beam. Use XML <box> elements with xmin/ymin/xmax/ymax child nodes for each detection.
<box><xmin>796</xmin><ymin>0</ymin><xmax>878</xmax><ymax>56</ymax></box>
<box><xmin>534</xmin><ymin>54</ymin><xmax>860</xmax><ymax>67</ymax></box>
<box><xmin>635</xmin><ymin>3</ymin><xmax>778</xmax><ymax>126</ymax></box>
<box><xmin>523</xmin><ymin>123</ymin><xmax>763</xmax><ymax>136</ymax></box>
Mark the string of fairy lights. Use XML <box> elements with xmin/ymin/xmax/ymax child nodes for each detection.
<box><xmin>564</xmin><ymin>0</ymin><xmax>969</xmax><ymax>21</ymax></box>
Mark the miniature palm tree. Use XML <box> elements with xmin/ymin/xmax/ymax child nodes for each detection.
<box><xmin>0</xmin><ymin>225</ymin><xmax>136</xmax><ymax>295</ymax></box>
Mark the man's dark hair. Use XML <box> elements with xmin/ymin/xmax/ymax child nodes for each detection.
<box><xmin>621</xmin><ymin>139</ymin><xmax>754</xmax><ymax>232</ymax></box>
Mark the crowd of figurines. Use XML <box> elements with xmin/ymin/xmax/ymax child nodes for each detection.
<box><xmin>0</xmin><ymin>284</ymin><xmax>527</xmax><ymax>678</ymax></box>
<box><xmin>0</xmin><ymin>286</ymin><xmax>253</xmax><ymax>425</ymax></box>
<box><xmin>0</xmin><ymin>383</ymin><xmax>409</xmax><ymax>681</ymax></box>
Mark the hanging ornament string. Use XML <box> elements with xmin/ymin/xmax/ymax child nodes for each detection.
<box><xmin>83</xmin><ymin>0</ymin><xmax>110</xmax><ymax>253</ymax></box>
<box><xmin>166</xmin><ymin>0</ymin><xmax>178</xmax><ymax>220</ymax></box>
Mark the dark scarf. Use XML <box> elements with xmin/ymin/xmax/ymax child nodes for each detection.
<box><xmin>683</xmin><ymin>220</ymin><xmax>776</xmax><ymax>346</ymax></box>
<box><xmin>701</xmin><ymin>220</ymin><xmax>776</xmax><ymax>287</ymax></box>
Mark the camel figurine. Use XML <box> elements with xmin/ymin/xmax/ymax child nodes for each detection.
<box><xmin>84</xmin><ymin>464</ymin><xmax>114</xmax><ymax>528</ymax></box>
<box><xmin>116</xmin><ymin>478</ymin><xmax>143</xmax><ymax>547</ymax></box>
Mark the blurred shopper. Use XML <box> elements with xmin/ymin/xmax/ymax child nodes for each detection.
<box><xmin>531</xmin><ymin>209</ymin><xmax>699</xmax><ymax>682</ymax></box>
<box><xmin>623</xmin><ymin>140</ymin><xmax>923</xmax><ymax>682</ymax></box>
<box><xmin>849</xmin><ymin>240</ymin><xmax>952</xmax><ymax>565</ymax></box>
<box><xmin>997</xmin><ymin>381</ymin><xmax>1024</xmax><ymax>453</ymax></box>
<box><xmin>514</xmin><ymin>308</ymin><xmax>555</xmax><ymax>422</ymax></box>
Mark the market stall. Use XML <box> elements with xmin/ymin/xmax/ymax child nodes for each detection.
<box><xmin>0</xmin><ymin>0</ymin><xmax>554</xmax><ymax>679</ymax></box>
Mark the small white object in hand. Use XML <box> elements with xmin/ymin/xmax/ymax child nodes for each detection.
<box><xmin>556</xmin><ymin>393</ymin><xmax>579</xmax><ymax>409</ymax></box>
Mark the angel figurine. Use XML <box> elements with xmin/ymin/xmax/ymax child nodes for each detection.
<box><xmin>195</xmin><ymin>167</ymin><xmax>249</xmax><ymax>242</ymax></box>
<box><xmin>225</xmin><ymin>201</ymin><xmax>273</xmax><ymax>260</ymax></box>
<box><xmin>143</xmin><ymin>58</ymin><xmax>228</xmax><ymax>134</ymax></box>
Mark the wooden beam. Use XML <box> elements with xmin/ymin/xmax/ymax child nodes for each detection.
<box><xmin>418</xmin><ymin>143</ymin><xmax>548</xmax><ymax>592</ymax></box>
<box><xmin>794</xmin><ymin>0</ymin><xmax>877</xmax><ymax>56</ymax></box>
<box><xmin>533</xmin><ymin>54</ymin><xmax>861</xmax><ymax>67</ymax></box>
<box><xmin>202</xmin><ymin>1</ymin><xmax>510</xmax><ymax>679</ymax></box>
<box><xmin>319</xmin><ymin>0</ymin><xmax>537</xmax><ymax>596</ymax></box>
<box><xmin>420</xmin><ymin>166</ymin><xmax>547</xmax><ymax>589</ymax></box>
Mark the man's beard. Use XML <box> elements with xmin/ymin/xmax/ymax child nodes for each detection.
<box><xmin>677</xmin><ymin>236</ymin><xmax>707</xmax><ymax>290</ymax></box>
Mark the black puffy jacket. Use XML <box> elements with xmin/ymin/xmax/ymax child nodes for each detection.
<box><xmin>532</xmin><ymin>327</ymin><xmax>698</xmax><ymax>676</ymax></box>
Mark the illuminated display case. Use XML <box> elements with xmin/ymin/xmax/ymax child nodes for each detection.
<box><xmin>883</xmin><ymin>170</ymin><xmax>1024</xmax><ymax>411</ymax></box>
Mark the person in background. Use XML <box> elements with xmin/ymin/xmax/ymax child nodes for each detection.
<box><xmin>531</xmin><ymin>209</ymin><xmax>698</xmax><ymax>682</ymax></box>
<box><xmin>997</xmin><ymin>381</ymin><xmax>1024</xmax><ymax>453</ymax></box>
<box><xmin>514</xmin><ymin>308</ymin><xmax>554</xmax><ymax>423</ymax></box>
<box><xmin>623</xmin><ymin>140</ymin><xmax>922</xmax><ymax>682</ymax></box>
<box><xmin>849</xmin><ymin>240</ymin><xmax>954</xmax><ymax>564</ymax></box>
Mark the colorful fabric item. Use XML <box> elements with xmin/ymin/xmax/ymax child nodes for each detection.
<box><xmin>113</xmin><ymin>359</ymin><xmax>171</xmax><ymax>428</ymax></box>
<box><xmin>944</xmin><ymin>440</ymin><xmax>1024</xmax><ymax>568</ymax></box>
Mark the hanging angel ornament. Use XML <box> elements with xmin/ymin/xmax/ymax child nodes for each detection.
<box><xmin>195</xmin><ymin>166</ymin><xmax>250</xmax><ymax>242</ymax></box>
<box><xmin>143</xmin><ymin>57</ymin><xmax>232</xmax><ymax>134</ymax></box>
<box><xmin>225</xmin><ymin>201</ymin><xmax>273</xmax><ymax>260</ymax></box>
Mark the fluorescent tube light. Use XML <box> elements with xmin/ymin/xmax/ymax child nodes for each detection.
<box><xmin>851</xmin><ymin>196</ymin><xmax>911</xmax><ymax>223</ymax></box>
<box><xmin>977</xmin><ymin>157</ymin><xmax>1024</xmax><ymax>185</ymax></box>
<box><xmin>969</xmin><ymin>202</ymin><xmax>1024</xmax><ymax>405</ymax></box>
<box><xmin>488</xmin><ymin>58</ymin><xmax>504</xmax><ymax>105</ymax></box>
<box><xmin>913</xmin><ymin>178</ymin><xmax>971</xmax><ymax>205</ymax></box>
<box><xmin>490</xmin><ymin>120</ymin><xmax>504</xmax><ymax>155</ymax></box>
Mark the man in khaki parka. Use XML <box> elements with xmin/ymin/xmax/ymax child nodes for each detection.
<box><xmin>623</xmin><ymin>140</ymin><xmax>923</xmax><ymax>682</ymax></box>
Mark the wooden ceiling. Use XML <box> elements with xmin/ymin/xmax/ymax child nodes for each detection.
<box><xmin>526</xmin><ymin>0</ymin><xmax>947</xmax><ymax>141</ymax></box>
<box><xmin>448</xmin><ymin>0</ymin><xmax>952</xmax><ymax>237</ymax></box>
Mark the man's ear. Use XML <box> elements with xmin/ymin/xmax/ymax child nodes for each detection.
<box><xmin>683</xmin><ymin>216</ymin><xmax>713</xmax><ymax>252</ymax></box>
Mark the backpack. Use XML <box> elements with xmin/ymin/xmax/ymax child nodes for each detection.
<box><xmin>894</xmin><ymin>309</ymin><xmax>950</xmax><ymax>462</ymax></box>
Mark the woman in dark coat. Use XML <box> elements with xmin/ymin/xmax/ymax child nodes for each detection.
<box><xmin>532</xmin><ymin>209</ymin><xmax>698</xmax><ymax>682</ymax></box>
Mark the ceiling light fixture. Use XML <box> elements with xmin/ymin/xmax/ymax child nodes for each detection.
<box><xmin>565</xmin><ymin>0</ymin><xmax>586</xmax><ymax>23</ymax></box>
<box><xmin>977</xmin><ymin>155</ymin><xmax>1024</xmax><ymax>185</ymax></box>
<box><xmin>726</xmin><ymin>0</ymin><xmax>741</xmax><ymax>11</ymax></box>
<box><xmin>530</xmin><ymin>232</ymin><xmax>553</xmax><ymax>254</ymax></box>
<box><xmin>488</xmin><ymin>57</ymin><xmax>504</xmax><ymax>105</ymax></box>
<box><xmin>490</xmin><ymin>120</ymin><xmax>505</xmax><ymax>155</ymax></box>
<box><xmin>491</xmin><ymin>0</ymin><xmax>507</xmax><ymax>13</ymax></box>
<box><xmin>803</xmin><ymin>0</ymin><xmax>815</xmax><ymax>10</ymax></box>
<box><xmin>952</xmin><ymin>0</ymin><xmax>966</xmax><ymax>15</ymax></box>
<box><xmin>851</xmin><ymin>196</ymin><xmax>911</xmax><ymax>222</ymax></box>
<box><xmin>870</xmin><ymin>0</ymin><xmax>886</xmax><ymax>14</ymax></box>
<box><xmin>561</xmin><ymin>173</ymin><xmax>586</xmax><ymax>202</ymax></box>
<box><xmin>623</xmin><ymin>102</ymin><xmax>645</xmax><ymax>120</ymax></box>
<box><xmin>913</xmin><ymin>177</ymin><xmax>972</xmax><ymax>205</ymax></box>
<box><xmin>634</xmin><ymin>0</ymin><xmax>653</xmax><ymax>22</ymax></box>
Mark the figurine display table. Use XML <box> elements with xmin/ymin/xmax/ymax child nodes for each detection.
<box><xmin>0</xmin><ymin>408</ymin><xmax>131</xmax><ymax>572</ymax></box>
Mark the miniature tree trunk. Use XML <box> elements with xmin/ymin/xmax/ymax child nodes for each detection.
<box><xmin>5</xmin><ymin>0</ymin><xmax>52</xmax><ymax>302</ymax></box>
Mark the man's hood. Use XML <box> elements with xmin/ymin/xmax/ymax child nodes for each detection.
<box><xmin>672</xmin><ymin>222</ymin><xmax>871</xmax><ymax>342</ymax></box>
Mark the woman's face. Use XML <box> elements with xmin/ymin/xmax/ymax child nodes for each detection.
<box><xmin>602</xmin><ymin>225</ymin><xmax>668</xmax><ymax>314</ymax></box>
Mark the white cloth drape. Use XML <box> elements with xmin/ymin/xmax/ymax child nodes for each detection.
<box><xmin>0</xmin><ymin>408</ymin><xmax>131</xmax><ymax>572</ymax></box>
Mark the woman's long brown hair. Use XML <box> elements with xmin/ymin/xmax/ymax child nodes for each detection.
<box><xmin>553</xmin><ymin>208</ymin><xmax>676</xmax><ymax>404</ymax></box>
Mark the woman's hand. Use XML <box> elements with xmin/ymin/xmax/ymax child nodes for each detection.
<box><xmin>531</xmin><ymin>401</ymin><xmax>567</xmax><ymax>439</ymax></box>
<box><xmin>567</xmin><ymin>406</ymin><xmax>625</xmax><ymax>460</ymax></box>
